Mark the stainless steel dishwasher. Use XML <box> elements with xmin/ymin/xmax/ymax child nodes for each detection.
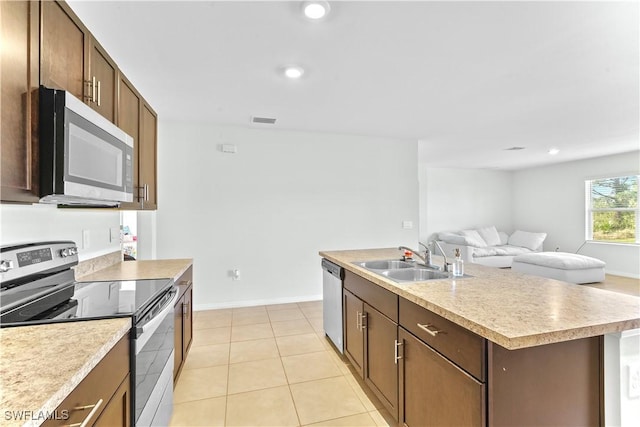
<box><xmin>322</xmin><ymin>258</ymin><xmax>344</xmax><ymax>353</ymax></box>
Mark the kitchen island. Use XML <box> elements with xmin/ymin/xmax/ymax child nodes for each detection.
<box><xmin>320</xmin><ymin>248</ymin><xmax>640</xmax><ymax>426</ymax></box>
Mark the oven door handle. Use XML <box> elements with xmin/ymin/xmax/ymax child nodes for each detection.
<box><xmin>135</xmin><ymin>287</ymin><xmax>179</xmax><ymax>353</ymax></box>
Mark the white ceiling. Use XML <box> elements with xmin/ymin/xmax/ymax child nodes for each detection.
<box><xmin>67</xmin><ymin>0</ymin><xmax>639</xmax><ymax>170</ymax></box>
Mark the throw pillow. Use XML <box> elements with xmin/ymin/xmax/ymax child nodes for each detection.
<box><xmin>508</xmin><ymin>230</ymin><xmax>547</xmax><ymax>251</ymax></box>
<box><xmin>460</xmin><ymin>229</ymin><xmax>488</xmax><ymax>247</ymax></box>
<box><xmin>498</xmin><ymin>231</ymin><xmax>509</xmax><ymax>245</ymax></box>
<box><xmin>476</xmin><ymin>226</ymin><xmax>501</xmax><ymax>247</ymax></box>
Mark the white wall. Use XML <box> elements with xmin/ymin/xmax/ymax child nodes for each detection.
<box><xmin>0</xmin><ymin>204</ymin><xmax>120</xmax><ymax>260</ymax></box>
<box><xmin>419</xmin><ymin>164</ymin><xmax>513</xmax><ymax>242</ymax></box>
<box><xmin>155</xmin><ymin>121</ymin><xmax>419</xmax><ymax>309</ymax></box>
<box><xmin>512</xmin><ymin>151</ymin><xmax>640</xmax><ymax>277</ymax></box>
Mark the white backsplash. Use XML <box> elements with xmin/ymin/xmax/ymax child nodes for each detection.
<box><xmin>0</xmin><ymin>203</ymin><xmax>121</xmax><ymax>261</ymax></box>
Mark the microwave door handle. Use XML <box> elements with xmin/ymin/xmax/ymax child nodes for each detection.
<box><xmin>135</xmin><ymin>288</ymin><xmax>179</xmax><ymax>355</ymax></box>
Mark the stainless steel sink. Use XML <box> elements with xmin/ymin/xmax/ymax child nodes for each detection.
<box><xmin>382</xmin><ymin>268</ymin><xmax>449</xmax><ymax>282</ymax></box>
<box><xmin>353</xmin><ymin>259</ymin><xmax>454</xmax><ymax>283</ymax></box>
<box><xmin>355</xmin><ymin>260</ymin><xmax>414</xmax><ymax>270</ymax></box>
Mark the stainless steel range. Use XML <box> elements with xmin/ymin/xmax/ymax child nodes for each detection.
<box><xmin>0</xmin><ymin>241</ymin><xmax>177</xmax><ymax>427</ymax></box>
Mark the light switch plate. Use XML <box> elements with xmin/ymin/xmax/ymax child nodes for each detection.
<box><xmin>82</xmin><ymin>230</ymin><xmax>90</xmax><ymax>249</ymax></box>
<box><xmin>402</xmin><ymin>220</ymin><xmax>413</xmax><ymax>229</ymax></box>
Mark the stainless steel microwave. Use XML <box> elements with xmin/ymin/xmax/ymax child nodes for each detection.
<box><xmin>39</xmin><ymin>86</ymin><xmax>134</xmax><ymax>206</ymax></box>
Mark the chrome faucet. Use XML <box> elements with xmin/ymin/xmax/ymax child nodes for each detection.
<box><xmin>398</xmin><ymin>245</ymin><xmax>441</xmax><ymax>270</ymax></box>
<box><xmin>432</xmin><ymin>240</ymin><xmax>450</xmax><ymax>272</ymax></box>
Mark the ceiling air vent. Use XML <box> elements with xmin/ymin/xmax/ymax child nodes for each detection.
<box><xmin>251</xmin><ymin>116</ymin><xmax>277</xmax><ymax>125</ymax></box>
<box><xmin>504</xmin><ymin>146</ymin><xmax>526</xmax><ymax>151</ymax></box>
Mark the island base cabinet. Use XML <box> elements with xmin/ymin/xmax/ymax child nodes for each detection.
<box><xmin>488</xmin><ymin>336</ymin><xmax>602</xmax><ymax>426</ymax></box>
<box><xmin>398</xmin><ymin>327</ymin><xmax>485</xmax><ymax>427</ymax></box>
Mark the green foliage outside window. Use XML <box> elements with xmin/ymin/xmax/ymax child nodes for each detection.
<box><xmin>589</xmin><ymin>175</ymin><xmax>638</xmax><ymax>243</ymax></box>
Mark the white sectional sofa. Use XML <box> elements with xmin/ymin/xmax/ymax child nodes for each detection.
<box><xmin>435</xmin><ymin>226</ymin><xmax>547</xmax><ymax>268</ymax></box>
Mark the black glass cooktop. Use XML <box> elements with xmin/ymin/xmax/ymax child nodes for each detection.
<box><xmin>72</xmin><ymin>278</ymin><xmax>173</xmax><ymax>318</ymax></box>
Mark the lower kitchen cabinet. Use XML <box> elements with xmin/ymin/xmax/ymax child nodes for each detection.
<box><xmin>43</xmin><ymin>333</ymin><xmax>130</xmax><ymax>427</ymax></box>
<box><xmin>174</xmin><ymin>265</ymin><xmax>193</xmax><ymax>381</ymax></box>
<box><xmin>363</xmin><ymin>304</ymin><xmax>398</xmax><ymax>418</ymax></box>
<box><xmin>343</xmin><ymin>271</ymin><xmax>399</xmax><ymax>421</ymax></box>
<box><xmin>398</xmin><ymin>327</ymin><xmax>485</xmax><ymax>427</ymax></box>
<box><xmin>343</xmin><ymin>289</ymin><xmax>364</xmax><ymax>377</ymax></box>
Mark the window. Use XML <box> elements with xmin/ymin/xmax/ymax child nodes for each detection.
<box><xmin>586</xmin><ymin>175</ymin><xmax>639</xmax><ymax>244</ymax></box>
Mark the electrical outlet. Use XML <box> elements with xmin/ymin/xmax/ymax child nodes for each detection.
<box><xmin>629</xmin><ymin>362</ymin><xmax>640</xmax><ymax>399</ymax></box>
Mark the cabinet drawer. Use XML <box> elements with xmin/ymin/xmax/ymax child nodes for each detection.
<box><xmin>43</xmin><ymin>333</ymin><xmax>130</xmax><ymax>427</ymax></box>
<box><xmin>399</xmin><ymin>298</ymin><xmax>485</xmax><ymax>381</ymax></box>
<box><xmin>344</xmin><ymin>271</ymin><xmax>397</xmax><ymax>322</ymax></box>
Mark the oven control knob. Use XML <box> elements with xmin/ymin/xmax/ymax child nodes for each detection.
<box><xmin>60</xmin><ymin>247</ymin><xmax>79</xmax><ymax>258</ymax></box>
<box><xmin>0</xmin><ymin>260</ymin><xmax>14</xmax><ymax>272</ymax></box>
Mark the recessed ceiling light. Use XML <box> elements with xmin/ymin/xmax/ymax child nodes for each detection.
<box><xmin>283</xmin><ymin>65</ymin><xmax>304</xmax><ymax>79</ymax></box>
<box><xmin>302</xmin><ymin>1</ymin><xmax>330</xmax><ymax>20</ymax></box>
<box><xmin>548</xmin><ymin>148</ymin><xmax>560</xmax><ymax>155</ymax></box>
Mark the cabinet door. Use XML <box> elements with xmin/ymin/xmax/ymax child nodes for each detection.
<box><xmin>343</xmin><ymin>289</ymin><xmax>364</xmax><ymax>377</ymax></box>
<box><xmin>173</xmin><ymin>294</ymin><xmax>185</xmax><ymax>381</ymax></box>
<box><xmin>183</xmin><ymin>286</ymin><xmax>193</xmax><ymax>356</ymax></box>
<box><xmin>139</xmin><ymin>102</ymin><xmax>157</xmax><ymax>209</ymax></box>
<box><xmin>94</xmin><ymin>374</ymin><xmax>131</xmax><ymax>427</ymax></box>
<box><xmin>41</xmin><ymin>0</ymin><xmax>87</xmax><ymax>100</ymax></box>
<box><xmin>1</xmin><ymin>0</ymin><xmax>39</xmax><ymax>203</ymax></box>
<box><xmin>398</xmin><ymin>327</ymin><xmax>485</xmax><ymax>427</ymax></box>
<box><xmin>117</xmin><ymin>74</ymin><xmax>142</xmax><ymax>210</ymax></box>
<box><xmin>364</xmin><ymin>304</ymin><xmax>398</xmax><ymax>420</ymax></box>
<box><xmin>88</xmin><ymin>39</ymin><xmax>117</xmax><ymax>122</ymax></box>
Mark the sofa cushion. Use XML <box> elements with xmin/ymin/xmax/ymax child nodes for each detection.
<box><xmin>495</xmin><ymin>245</ymin><xmax>532</xmax><ymax>256</ymax></box>
<box><xmin>508</xmin><ymin>230</ymin><xmax>547</xmax><ymax>251</ymax></box>
<box><xmin>476</xmin><ymin>226</ymin><xmax>501</xmax><ymax>247</ymax></box>
<box><xmin>438</xmin><ymin>232</ymin><xmax>466</xmax><ymax>245</ymax></box>
<box><xmin>513</xmin><ymin>252</ymin><xmax>605</xmax><ymax>270</ymax></box>
<box><xmin>460</xmin><ymin>229</ymin><xmax>488</xmax><ymax>247</ymax></box>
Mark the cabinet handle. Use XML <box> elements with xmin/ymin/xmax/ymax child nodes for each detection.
<box><xmin>417</xmin><ymin>322</ymin><xmax>443</xmax><ymax>337</ymax></box>
<box><xmin>180</xmin><ymin>280</ymin><xmax>193</xmax><ymax>287</ymax></box>
<box><xmin>144</xmin><ymin>184</ymin><xmax>150</xmax><ymax>201</ymax></box>
<box><xmin>183</xmin><ymin>303</ymin><xmax>187</xmax><ymax>315</ymax></box>
<box><xmin>97</xmin><ymin>80</ymin><xmax>101</xmax><ymax>106</ymax></box>
<box><xmin>66</xmin><ymin>398</ymin><xmax>103</xmax><ymax>427</ymax></box>
<box><xmin>360</xmin><ymin>312</ymin><xmax>367</xmax><ymax>330</ymax></box>
<box><xmin>356</xmin><ymin>310</ymin><xmax>361</xmax><ymax>331</ymax></box>
<box><xmin>92</xmin><ymin>76</ymin><xmax>97</xmax><ymax>103</ymax></box>
<box><xmin>394</xmin><ymin>339</ymin><xmax>403</xmax><ymax>364</ymax></box>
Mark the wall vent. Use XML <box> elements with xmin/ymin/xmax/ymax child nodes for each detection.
<box><xmin>251</xmin><ymin>116</ymin><xmax>277</xmax><ymax>125</ymax></box>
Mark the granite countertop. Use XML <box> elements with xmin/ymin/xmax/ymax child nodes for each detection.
<box><xmin>76</xmin><ymin>258</ymin><xmax>193</xmax><ymax>283</ymax></box>
<box><xmin>0</xmin><ymin>318</ymin><xmax>131</xmax><ymax>427</ymax></box>
<box><xmin>320</xmin><ymin>248</ymin><xmax>640</xmax><ymax>350</ymax></box>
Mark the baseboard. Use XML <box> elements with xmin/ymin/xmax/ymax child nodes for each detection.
<box><xmin>605</xmin><ymin>270</ymin><xmax>640</xmax><ymax>279</ymax></box>
<box><xmin>193</xmin><ymin>293</ymin><xmax>323</xmax><ymax>311</ymax></box>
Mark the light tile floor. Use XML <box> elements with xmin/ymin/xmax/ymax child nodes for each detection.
<box><xmin>169</xmin><ymin>301</ymin><xmax>394</xmax><ymax>427</ymax></box>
